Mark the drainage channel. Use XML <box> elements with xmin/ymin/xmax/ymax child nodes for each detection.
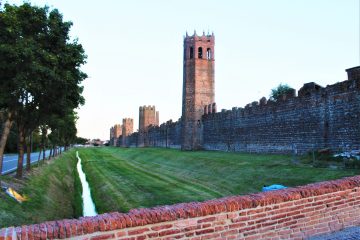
<box><xmin>76</xmin><ymin>151</ymin><xmax>97</xmax><ymax>217</ymax></box>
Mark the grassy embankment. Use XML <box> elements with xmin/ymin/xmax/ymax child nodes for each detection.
<box><xmin>0</xmin><ymin>149</ymin><xmax>82</xmax><ymax>228</ymax></box>
<box><xmin>79</xmin><ymin>147</ymin><xmax>360</xmax><ymax>214</ymax></box>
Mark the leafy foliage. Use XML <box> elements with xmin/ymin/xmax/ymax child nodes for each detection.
<box><xmin>0</xmin><ymin>2</ymin><xmax>87</xmax><ymax>177</ymax></box>
<box><xmin>270</xmin><ymin>83</ymin><xmax>293</xmax><ymax>101</ymax></box>
<box><xmin>75</xmin><ymin>137</ymin><xmax>89</xmax><ymax>145</ymax></box>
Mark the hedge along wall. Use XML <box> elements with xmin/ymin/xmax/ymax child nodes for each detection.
<box><xmin>2</xmin><ymin>176</ymin><xmax>360</xmax><ymax>240</ymax></box>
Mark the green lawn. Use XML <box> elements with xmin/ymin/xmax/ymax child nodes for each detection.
<box><xmin>0</xmin><ymin>149</ymin><xmax>82</xmax><ymax>228</ymax></box>
<box><xmin>79</xmin><ymin>147</ymin><xmax>360</xmax><ymax>214</ymax></box>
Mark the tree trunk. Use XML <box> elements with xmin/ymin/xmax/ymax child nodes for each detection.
<box><xmin>48</xmin><ymin>148</ymin><xmax>52</xmax><ymax>160</ymax></box>
<box><xmin>37</xmin><ymin>148</ymin><xmax>42</xmax><ymax>166</ymax></box>
<box><xmin>16</xmin><ymin>127</ymin><xmax>25</xmax><ymax>178</ymax></box>
<box><xmin>0</xmin><ymin>112</ymin><xmax>13</xmax><ymax>174</ymax></box>
<box><xmin>42</xmin><ymin>145</ymin><xmax>46</xmax><ymax>161</ymax></box>
<box><xmin>41</xmin><ymin>127</ymin><xmax>47</xmax><ymax>161</ymax></box>
<box><xmin>26</xmin><ymin>136</ymin><xmax>31</xmax><ymax>171</ymax></box>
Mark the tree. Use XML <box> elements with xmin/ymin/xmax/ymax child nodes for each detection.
<box><xmin>47</xmin><ymin>110</ymin><xmax>78</xmax><ymax>158</ymax></box>
<box><xmin>35</xmin><ymin>9</ymin><xmax>86</xmax><ymax>164</ymax></box>
<box><xmin>3</xmin><ymin>122</ymin><xmax>17</xmax><ymax>153</ymax></box>
<box><xmin>75</xmin><ymin>137</ymin><xmax>89</xmax><ymax>145</ymax></box>
<box><xmin>0</xmin><ymin>3</ymin><xmax>87</xmax><ymax>177</ymax></box>
<box><xmin>0</xmin><ymin>3</ymin><xmax>47</xmax><ymax>176</ymax></box>
<box><xmin>0</xmin><ymin>111</ymin><xmax>13</xmax><ymax>173</ymax></box>
<box><xmin>269</xmin><ymin>83</ymin><xmax>294</xmax><ymax>101</ymax></box>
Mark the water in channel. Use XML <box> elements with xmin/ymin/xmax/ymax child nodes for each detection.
<box><xmin>76</xmin><ymin>151</ymin><xmax>97</xmax><ymax>217</ymax></box>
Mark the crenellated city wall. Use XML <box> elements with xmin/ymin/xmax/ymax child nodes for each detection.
<box><xmin>123</xmin><ymin>77</ymin><xmax>360</xmax><ymax>154</ymax></box>
<box><xmin>126</xmin><ymin>120</ymin><xmax>182</xmax><ymax>149</ymax></box>
<box><xmin>202</xmin><ymin>78</ymin><xmax>360</xmax><ymax>154</ymax></box>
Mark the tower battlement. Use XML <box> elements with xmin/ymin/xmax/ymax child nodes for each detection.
<box><xmin>139</xmin><ymin>105</ymin><xmax>159</xmax><ymax>132</ymax></box>
<box><xmin>139</xmin><ymin>105</ymin><xmax>156</xmax><ymax>111</ymax></box>
<box><xmin>184</xmin><ymin>31</ymin><xmax>215</xmax><ymax>42</ymax></box>
<box><xmin>122</xmin><ymin>118</ymin><xmax>133</xmax><ymax>123</ymax></box>
<box><xmin>138</xmin><ymin>105</ymin><xmax>159</xmax><ymax>147</ymax></box>
<box><xmin>121</xmin><ymin>118</ymin><xmax>134</xmax><ymax>147</ymax></box>
<box><xmin>113</xmin><ymin>124</ymin><xmax>122</xmax><ymax>138</ymax></box>
<box><xmin>110</xmin><ymin>124</ymin><xmax>122</xmax><ymax>146</ymax></box>
<box><xmin>183</xmin><ymin>31</ymin><xmax>215</xmax><ymax>61</ymax></box>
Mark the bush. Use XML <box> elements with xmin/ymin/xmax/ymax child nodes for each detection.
<box><xmin>270</xmin><ymin>84</ymin><xmax>294</xmax><ymax>101</ymax></box>
<box><xmin>344</xmin><ymin>159</ymin><xmax>360</xmax><ymax>169</ymax></box>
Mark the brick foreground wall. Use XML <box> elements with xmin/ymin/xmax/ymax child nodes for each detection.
<box><xmin>2</xmin><ymin>176</ymin><xmax>360</xmax><ymax>240</ymax></box>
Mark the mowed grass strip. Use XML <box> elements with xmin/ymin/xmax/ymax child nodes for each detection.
<box><xmin>79</xmin><ymin>147</ymin><xmax>360</xmax><ymax>214</ymax></box>
<box><xmin>0</xmin><ymin>149</ymin><xmax>82</xmax><ymax>228</ymax></box>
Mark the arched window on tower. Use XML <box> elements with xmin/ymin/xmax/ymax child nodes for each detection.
<box><xmin>207</xmin><ymin>48</ymin><xmax>211</xmax><ymax>60</ymax></box>
<box><xmin>198</xmin><ymin>47</ymin><xmax>203</xmax><ymax>59</ymax></box>
<box><xmin>190</xmin><ymin>47</ymin><xmax>194</xmax><ymax>59</ymax></box>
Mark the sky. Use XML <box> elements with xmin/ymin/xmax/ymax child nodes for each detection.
<box><xmin>5</xmin><ymin>0</ymin><xmax>360</xmax><ymax>140</ymax></box>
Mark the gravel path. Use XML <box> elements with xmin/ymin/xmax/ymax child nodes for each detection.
<box><xmin>309</xmin><ymin>226</ymin><xmax>360</xmax><ymax>240</ymax></box>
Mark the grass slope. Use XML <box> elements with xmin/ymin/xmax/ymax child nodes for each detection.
<box><xmin>0</xmin><ymin>149</ymin><xmax>82</xmax><ymax>228</ymax></box>
<box><xmin>79</xmin><ymin>147</ymin><xmax>360</xmax><ymax>214</ymax></box>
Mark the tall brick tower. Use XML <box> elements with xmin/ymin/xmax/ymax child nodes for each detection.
<box><xmin>181</xmin><ymin>31</ymin><xmax>215</xmax><ymax>150</ymax></box>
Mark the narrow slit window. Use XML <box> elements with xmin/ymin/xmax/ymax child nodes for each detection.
<box><xmin>198</xmin><ymin>47</ymin><xmax>203</xmax><ymax>58</ymax></box>
<box><xmin>190</xmin><ymin>47</ymin><xmax>194</xmax><ymax>59</ymax></box>
<box><xmin>207</xmin><ymin>48</ymin><xmax>211</xmax><ymax>59</ymax></box>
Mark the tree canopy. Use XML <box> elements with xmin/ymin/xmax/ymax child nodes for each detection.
<box><xmin>269</xmin><ymin>83</ymin><xmax>294</xmax><ymax>101</ymax></box>
<box><xmin>0</xmin><ymin>2</ymin><xmax>87</xmax><ymax>177</ymax></box>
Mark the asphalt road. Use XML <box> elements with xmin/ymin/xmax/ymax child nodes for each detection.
<box><xmin>1</xmin><ymin>149</ymin><xmax>53</xmax><ymax>175</ymax></box>
<box><xmin>309</xmin><ymin>226</ymin><xmax>360</xmax><ymax>240</ymax></box>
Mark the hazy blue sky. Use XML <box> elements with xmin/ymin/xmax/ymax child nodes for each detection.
<box><xmin>5</xmin><ymin>0</ymin><xmax>360</xmax><ymax>140</ymax></box>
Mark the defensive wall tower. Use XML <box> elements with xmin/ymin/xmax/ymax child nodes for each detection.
<box><xmin>181</xmin><ymin>31</ymin><xmax>215</xmax><ymax>150</ymax></box>
<box><xmin>122</xmin><ymin>118</ymin><xmax>133</xmax><ymax>146</ymax></box>
<box><xmin>113</xmin><ymin>124</ymin><xmax>122</xmax><ymax>146</ymax></box>
<box><xmin>139</xmin><ymin>105</ymin><xmax>159</xmax><ymax>131</ymax></box>
<box><xmin>138</xmin><ymin>106</ymin><xmax>159</xmax><ymax>147</ymax></box>
<box><xmin>110</xmin><ymin>127</ymin><xmax>114</xmax><ymax>140</ymax></box>
<box><xmin>113</xmin><ymin>124</ymin><xmax>122</xmax><ymax>138</ymax></box>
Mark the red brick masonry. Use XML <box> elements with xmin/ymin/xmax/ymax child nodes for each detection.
<box><xmin>2</xmin><ymin>176</ymin><xmax>360</xmax><ymax>240</ymax></box>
